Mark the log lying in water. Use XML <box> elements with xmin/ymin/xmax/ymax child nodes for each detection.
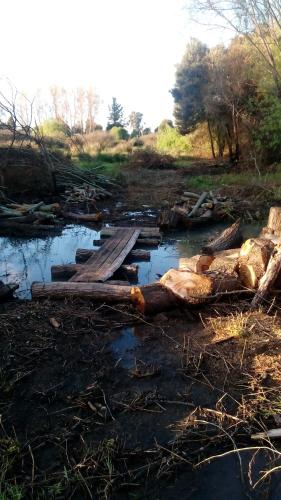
<box><xmin>160</xmin><ymin>268</ymin><xmax>241</xmax><ymax>304</ymax></box>
<box><xmin>131</xmin><ymin>283</ymin><xmax>179</xmax><ymax>315</ymax></box>
<box><xmin>202</xmin><ymin>220</ymin><xmax>242</xmax><ymax>255</ymax></box>
<box><xmin>93</xmin><ymin>238</ymin><xmax>159</xmax><ymax>248</ymax></box>
<box><xmin>51</xmin><ymin>263</ymin><xmax>138</xmax><ymax>280</ymax></box>
<box><xmin>238</xmin><ymin>238</ymin><xmax>274</xmax><ymax>289</ymax></box>
<box><xmin>64</xmin><ymin>212</ymin><xmax>103</xmax><ymax>222</ymax></box>
<box><xmin>100</xmin><ymin>226</ymin><xmax>161</xmax><ymax>239</ymax></box>
<box><xmin>251</xmin><ymin>244</ymin><xmax>281</xmax><ymax>308</ymax></box>
<box><xmin>31</xmin><ymin>282</ymin><xmax>132</xmax><ymax>302</ymax></box>
<box><xmin>75</xmin><ymin>248</ymin><xmax>150</xmax><ymax>263</ymax></box>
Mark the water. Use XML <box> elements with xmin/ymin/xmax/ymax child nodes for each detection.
<box><xmin>0</xmin><ymin>221</ymin><xmax>262</xmax><ymax>299</ymax></box>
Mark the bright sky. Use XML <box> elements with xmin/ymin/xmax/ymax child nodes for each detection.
<box><xmin>1</xmin><ymin>0</ymin><xmax>231</xmax><ymax>129</ymax></box>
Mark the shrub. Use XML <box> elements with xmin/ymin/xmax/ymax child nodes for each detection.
<box><xmin>254</xmin><ymin>95</ymin><xmax>281</xmax><ymax>163</ymax></box>
<box><xmin>110</xmin><ymin>126</ymin><xmax>129</xmax><ymax>141</ymax></box>
<box><xmin>40</xmin><ymin>118</ymin><xmax>71</xmax><ymax>137</ymax></box>
<box><xmin>129</xmin><ymin>148</ymin><xmax>175</xmax><ymax>169</ymax></box>
<box><xmin>156</xmin><ymin>126</ymin><xmax>191</xmax><ymax>156</ymax></box>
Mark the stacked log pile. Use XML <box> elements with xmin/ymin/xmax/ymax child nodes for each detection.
<box><xmin>0</xmin><ymin>201</ymin><xmax>63</xmax><ymax>233</ymax></box>
<box><xmin>158</xmin><ymin>191</ymin><xmax>235</xmax><ymax>229</ymax></box>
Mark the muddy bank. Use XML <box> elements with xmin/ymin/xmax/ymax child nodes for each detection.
<box><xmin>1</xmin><ymin>298</ymin><xmax>281</xmax><ymax>498</ymax></box>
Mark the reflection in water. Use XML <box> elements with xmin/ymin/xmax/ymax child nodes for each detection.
<box><xmin>0</xmin><ymin>221</ymin><xmax>263</xmax><ymax>299</ymax></box>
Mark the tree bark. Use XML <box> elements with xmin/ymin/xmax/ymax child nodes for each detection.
<box><xmin>202</xmin><ymin>220</ymin><xmax>242</xmax><ymax>255</ymax></box>
<box><xmin>238</xmin><ymin>238</ymin><xmax>274</xmax><ymax>289</ymax></box>
<box><xmin>31</xmin><ymin>282</ymin><xmax>132</xmax><ymax>302</ymax></box>
<box><xmin>266</xmin><ymin>207</ymin><xmax>281</xmax><ymax>236</ymax></box>
<box><xmin>131</xmin><ymin>283</ymin><xmax>179</xmax><ymax>315</ymax></box>
<box><xmin>51</xmin><ymin>263</ymin><xmax>138</xmax><ymax>281</ymax></box>
<box><xmin>75</xmin><ymin>248</ymin><xmax>150</xmax><ymax>263</ymax></box>
<box><xmin>251</xmin><ymin>245</ymin><xmax>281</xmax><ymax>308</ymax></box>
<box><xmin>207</xmin><ymin>119</ymin><xmax>216</xmax><ymax>159</ymax></box>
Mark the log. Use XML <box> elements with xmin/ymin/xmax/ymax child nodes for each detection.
<box><xmin>160</xmin><ymin>269</ymin><xmax>241</xmax><ymax>304</ymax></box>
<box><xmin>75</xmin><ymin>248</ymin><xmax>150</xmax><ymax>263</ymax></box>
<box><xmin>251</xmin><ymin>244</ymin><xmax>281</xmax><ymax>308</ymax></box>
<box><xmin>93</xmin><ymin>238</ymin><xmax>159</xmax><ymax>247</ymax></box>
<box><xmin>131</xmin><ymin>283</ymin><xmax>179</xmax><ymax>315</ymax></box>
<box><xmin>158</xmin><ymin>208</ymin><xmax>180</xmax><ymax>229</ymax></box>
<box><xmin>51</xmin><ymin>263</ymin><xmax>138</xmax><ymax>281</ymax></box>
<box><xmin>64</xmin><ymin>212</ymin><xmax>103</xmax><ymax>222</ymax></box>
<box><xmin>238</xmin><ymin>238</ymin><xmax>274</xmax><ymax>289</ymax></box>
<box><xmin>209</xmin><ymin>248</ymin><xmax>240</xmax><ymax>274</ymax></box>
<box><xmin>179</xmin><ymin>254</ymin><xmax>214</xmax><ymax>273</ymax></box>
<box><xmin>100</xmin><ymin>226</ymin><xmax>161</xmax><ymax>239</ymax></box>
<box><xmin>266</xmin><ymin>207</ymin><xmax>281</xmax><ymax>236</ymax></box>
<box><xmin>202</xmin><ymin>220</ymin><xmax>242</xmax><ymax>255</ymax></box>
<box><xmin>171</xmin><ymin>205</ymin><xmax>190</xmax><ymax>217</ymax></box>
<box><xmin>187</xmin><ymin>192</ymin><xmax>208</xmax><ymax>218</ymax></box>
<box><xmin>31</xmin><ymin>282</ymin><xmax>132</xmax><ymax>302</ymax></box>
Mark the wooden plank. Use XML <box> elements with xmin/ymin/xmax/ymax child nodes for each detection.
<box><xmin>70</xmin><ymin>228</ymin><xmax>140</xmax><ymax>282</ymax></box>
<box><xmin>32</xmin><ymin>282</ymin><xmax>131</xmax><ymax>301</ymax></box>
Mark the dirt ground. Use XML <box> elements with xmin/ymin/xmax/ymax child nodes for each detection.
<box><xmin>1</xmin><ymin>296</ymin><xmax>281</xmax><ymax>499</ymax></box>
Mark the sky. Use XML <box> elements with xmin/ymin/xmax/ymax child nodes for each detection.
<box><xmin>1</xmin><ymin>0</ymin><xmax>232</xmax><ymax>129</ymax></box>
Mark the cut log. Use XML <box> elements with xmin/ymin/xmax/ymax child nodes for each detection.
<box><xmin>187</xmin><ymin>192</ymin><xmax>208</xmax><ymax>218</ymax></box>
<box><xmin>209</xmin><ymin>248</ymin><xmax>240</xmax><ymax>275</ymax></box>
<box><xmin>202</xmin><ymin>220</ymin><xmax>242</xmax><ymax>255</ymax></box>
<box><xmin>266</xmin><ymin>207</ymin><xmax>281</xmax><ymax>236</ymax></box>
<box><xmin>171</xmin><ymin>205</ymin><xmax>190</xmax><ymax>218</ymax></box>
<box><xmin>51</xmin><ymin>263</ymin><xmax>138</xmax><ymax>281</ymax></box>
<box><xmin>179</xmin><ymin>254</ymin><xmax>214</xmax><ymax>273</ymax></box>
<box><xmin>0</xmin><ymin>281</ymin><xmax>19</xmax><ymax>301</ymax></box>
<box><xmin>31</xmin><ymin>282</ymin><xmax>132</xmax><ymax>302</ymax></box>
<box><xmin>75</xmin><ymin>248</ymin><xmax>150</xmax><ymax>263</ymax></box>
<box><xmin>100</xmin><ymin>226</ymin><xmax>160</xmax><ymax>239</ymax></box>
<box><xmin>251</xmin><ymin>244</ymin><xmax>281</xmax><ymax>308</ymax></box>
<box><xmin>238</xmin><ymin>238</ymin><xmax>274</xmax><ymax>289</ymax></box>
<box><xmin>158</xmin><ymin>208</ymin><xmax>180</xmax><ymax>229</ymax></box>
<box><xmin>131</xmin><ymin>283</ymin><xmax>179</xmax><ymax>315</ymax></box>
<box><xmin>93</xmin><ymin>238</ymin><xmax>159</xmax><ymax>248</ymax></box>
<box><xmin>160</xmin><ymin>269</ymin><xmax>241</xmax><ymax>304</ymax></box>
<box><xmin>63</xmin><ymin>212</ymin><xmax>103</xmax><ymax>222</ymax></box>
<box><xmin>71</xmin><ymin>228</ymin><xmax>140</xmax><ymax>282</ymax></box>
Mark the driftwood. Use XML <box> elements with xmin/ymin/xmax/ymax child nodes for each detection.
<box><xmin>75</xmin><ymin>248</ymin><xmax>150</xmax><ymax>263</ymax></box>
<box><xmin>238</xmin><ymin>238</ymin><xmax>274</xmax><ymax>289</ymax></box>
<box><xmin>131</xmin><ymin>283</ymin><xmax>179</xmax><ymax>314</ymax></box>
<box><xmin>202</xmin><ymin>220</ymin><xmax>242</xmax><ymax>255</ymax></box>
<box><xmin>251</xmin><ymin>244</ymin><xmax>281</xmax><ymax>308</ymax></box>
<box><xmin>51</xmin><ymin>263</ymin><xmax>138</xmax><ymax>281</ymax></box>
<box><xmin>160</xmin><ymin>269</ymin><xmax>241</xmax><ymax>304</ymax></box>
<box><xmin>31</xmin><ymin>282</ymin><xmax>132</xmax><ymax>301</ymax></box>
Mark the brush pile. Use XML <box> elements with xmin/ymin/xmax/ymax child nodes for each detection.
<box><xmin>0</xmin><ymin>201</ymin><xmax>63</xmax><ymax>235</ymax></box>
<box><xmin>158</xmin><ymin>190</ymin><xmax>235</xmax><ymax>229</ymax></box>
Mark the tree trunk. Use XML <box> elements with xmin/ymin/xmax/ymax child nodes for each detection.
<box><xmin>207</xmin><ymin>119</ymin><xmax>216</xmax><ymax>159</ymax></box>
<box><xmin>51</xmin><ymin>263</ymin><xmax>138</xmax><ymax>281</ymax></box>
<box><xmin>202</xmin><ymin>220</ymin><xmax>242</xmax><ymax>255</ymax></box>
<box><xmin>265</xmin><ymin>207</ymin><xmax>281</xmax><ymax>236</ymax></box>
<box><xmin>238</xmin><ymin>238</ymin><xmax>274</xmax><ymax>289</ymax></box>
<box><xmin>160</xmin><ymin>268</ymin><xmax>241</xmax><ymax>304</ymax></box>
<box><xmin>251</xmin><ymin>245</ymin><xmax>281</xmax><ymax>308</ymax></box>
<box><xmin>31</xmin><ymin>282</ymin><xmax>132</xmax><ymax>302</ymax></box>
<box><xmin>131</xmin><ymin>283</ymin><xmax>179</xmax><ymax>315</ymax></box>
<box><xmin>75</xmin><ymin>248</ymin><xmax>150</xmax><ymax>263</ymax></box>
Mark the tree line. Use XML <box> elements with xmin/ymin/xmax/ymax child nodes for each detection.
<box><xmin>171</xmin><ymin>0</ymin><xmax>281</xmax><ymax>165</ymax></box>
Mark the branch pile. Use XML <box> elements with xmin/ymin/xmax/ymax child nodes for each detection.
<box><xmin>158</xmin><ymin>191</ymin><xmax>235</xmax><ymax>229</ymax></box>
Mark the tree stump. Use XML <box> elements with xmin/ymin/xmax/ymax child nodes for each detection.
<box><xmin>267</xmin><ymin>207</ymin><xmax>281</xmax><ymax>236</ymax></box>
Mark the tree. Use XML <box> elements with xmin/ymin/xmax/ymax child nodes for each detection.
<box><xmin>142</xmin><ymin>127</ymin><xmax>151</xmax><ymax>135</ymax></box>
<box><xmin>171</xmin><ymin>39</ymin><xmax>209</xmax><ymax>133</ymax></box>
<box><xmin>129</xmin><ymin>111</ymin><xmax>143</xmax><ymax>136</ymax></box>
<box><xmin>110</xmin><ymin>126</ymin><xmax>129</xmax><ymax>141</ymax></box>
<box><xmin>107</xmin><ymin>97</ymin><xmax>125</xmax><ymax>129</ymax></box>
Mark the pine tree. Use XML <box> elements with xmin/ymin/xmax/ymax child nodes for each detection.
<box><xmin>107</xmin><ymin>97</ymin><xmax>125</xmax><ymax>129</ymax></box>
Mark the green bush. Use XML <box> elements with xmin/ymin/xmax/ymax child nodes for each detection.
<box><xmin>156</xmin><ymin>126</ymin><xmax>191</xmax><ymax>156</ymax></box>
<box><xmin>109</xmin><ymin>126</ymin><xmax>129</xmax><ymax>141</ymax></box>
<box><xmin>40</xmin><ymin>118</ymin><xmax>71</xmax><ymax>137</ymax></box>
<box><xmin>254</xmin><ymin>95</ymin><xmax>281</xmax><ymax>162</ymax></box>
